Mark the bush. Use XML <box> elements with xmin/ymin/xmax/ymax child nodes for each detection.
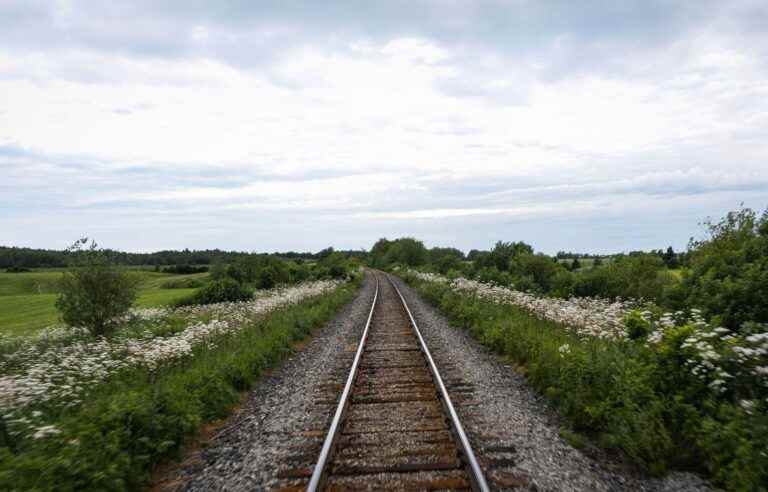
<box><xmin>5</xmin><ymin>266</ymin><xmax>31</xmax><ymax>273</ymax></box>
<box><xmin>510</xmin><ymin>253</ymin><xmax>565</xmax><ymax>293</ymax></box>
<box><xmin>669</xmin><ymin>207</ymin><xmax>768</xmax><ymax>331</ymax></box>
<box><xmin>315</xmin><ymin>251</ymin><xmax>350</xmax><ymax>280</ymax></box>
<box><xmin>174</xmin><ymin>278</ymin><xmax>253</xmax><ymax>306</ymax></box>
<box><xmin>571</xmin><ymin>254</ymin><xmax>676</xmax><ymax>302</ymax></box>
<box><xmin>55</xmin><ymin>239</ymin><xmax>139</xmax><ymax>336</ymax></box>
<box><xmin>159</xmin><ymin>278</ymin><xmax>206</xmax><ymax>289</ymax></box>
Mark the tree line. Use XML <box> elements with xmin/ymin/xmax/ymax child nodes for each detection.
<box><xmin>0</xmin><ymin>245</ymin><xmax>365</xmax><ymax>269</ymax></box>
<box><xmin>368</xmin><ymin>206</ymin><xmax>768</xmax><ymax>333</ymax></box>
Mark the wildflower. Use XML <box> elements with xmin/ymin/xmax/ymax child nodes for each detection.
<box><xmin>32</xmin><ymin>425</ymin><xmax>61</xmax><ymax>439</ymax></box>
<box><xmin>0</xmin><ymin>280</ymin><xmax>345</xmax><ymax>421</ymax></box>
<box><xmin>740</xmin><ymin>400</ymin><xmax>755</xmax><ymax>413</ymax></box>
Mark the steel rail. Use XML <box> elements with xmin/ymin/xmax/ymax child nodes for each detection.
<box><xmin>387</xmin><ymin>274</ymin><xmax>491</xmax><ymax>492</ymax></box>
<box><xmin>307</xmin><ymin>272</ymin><xmax>380</xmax><ymax>492</ymax></box>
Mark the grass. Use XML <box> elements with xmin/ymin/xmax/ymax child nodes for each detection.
<box><xmin>0</xmin><ymin>294</ymin><xmax>59</xmax><ymax>337</ymax></box>
<box><xmin>0</xmin><ymin>289</ymin><xmax>198</xmax><ymax>337</ymax></box>
<box><xmin>0</xmin><ymin>269</ymin><xmax>208</xmax><ymax>337</ymax></box>
<box><xmin>0</xmin><ymin>270</ymin><xmax>209</xmax><ymax>296</ymax></box>
<box><xmin>0</xmin><ymin>272</ymin><xmax>64</xmax><ymax>296</ymax></box>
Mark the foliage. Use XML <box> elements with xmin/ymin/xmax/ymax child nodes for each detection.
<box><xmin>403</xmin><ymin>271</ymin><xmax>768</xmax><ymax>490</ymax></box>
<box><xmin>54</xmin><ymin>239</ymin><xmax>139</xmax><ymax>336</ymax></box>
<box><xmin>369</xmin><ymin>237</ymin><xmax>428</xmax><ymax>268</ymax></box>
<box><xmin>159</xmin><ymin>277</ymin><xmax>206</xmax><ymax>289</ymax></box>
<box><xmin>570</xmin><ymin>254</ymin><xmax>677</xmax><ymax>302</ymax></box>
<box><xmin>475</xmin><ymin>240</ymin><xmax>533</xmax><ymax>271</ymax></box>
<box><xmin>173</xmin><ymin>278</ymin><xmax>253</xmax><ymax>306</ymax></box>
<box><xmin>160</xmin><ymin>264</ymin><xmax>209</xmax><ymax>275</ymax></box>
<box><xmin>511</xmin><ymin>252</ymin><xmax>565</xmax><ymax>293</ymax></box>
<box><xmin>0</xmin><ymin>278</ymin><xmax>358</xmax><ymax>491</ymax></box>
<box><xmin>314</xmin><ymin>251</ymin><xmax>350</xmax><ymax>280</ymax></box>
<box><xmin>669</xmin><ymin>207</ymin><xmax>768</xmax><ymax>331</ymax></box>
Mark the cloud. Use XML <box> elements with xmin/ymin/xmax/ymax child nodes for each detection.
<box><xmin>1</xmin><ymin>1</ymin><xmax>767</xmax><ymax>253</ymax></box>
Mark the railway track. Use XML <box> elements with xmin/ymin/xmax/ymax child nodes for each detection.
<box><xmin>306</xmin><ymin>271</ymin><xmax>489</xmax><ymax>491</ymax></box>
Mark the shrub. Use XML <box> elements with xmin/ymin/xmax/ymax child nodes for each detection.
<box><xmin>315</xmin><ymin>251</ymin><xmax>350</xmax><ymax>280</ymax></box>
<box><xmin>55</xmin><ymin>239</ymin><xmax>139</xmax><ymax>336</ymax></box>
<box><xmin>571</xmin><ymin>254</ymin><xmax>676</xmax><ymax>302</ymax></box>
<box><xmin>510</xmin><ymin>253</ymin><xmax>565</xmax><ymax>293</ymax></box>
<box><xmin>669</xmin><ymin>207</ymin><xmax>768</xmax><ymax>331</ymax></box>
<box><xmin>5</xmin><ymin>266</ymin><xmax>31</xmax><ymax>273</ymax></box>
<box><xmin>174</xmin><ymin>278</ymin><xmax>253</xmax><ymax>306</ymax></box>
<box><xmin>624</xmin><ymin>310</ymin><xmax>652</xmax><ymax>340</ymax></box>
<box><xmin>159</xmin><ymin>278</ymin><xmax>206</xmax><ymax>289</ymax></box>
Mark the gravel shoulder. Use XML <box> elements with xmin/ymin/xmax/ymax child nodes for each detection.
<box><xmin>389</xmin><ymin>275</ymin><xmax>714</xmax><ymax>492</ymax></box>
<box><xmin>152</xmin><ymin>274</ymin><xmax>376</xmax><ymax>491</ymax></box>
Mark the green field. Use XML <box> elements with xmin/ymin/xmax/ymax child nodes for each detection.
<box><xmin>0</xmin><ymin>270</ymin><xmax>207</xmax><ymax>337</ymax></box>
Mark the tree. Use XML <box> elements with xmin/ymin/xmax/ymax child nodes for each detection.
<box><xmin>512</xmin><ymin>253</ymin><xmax>565</xmax><ymax>293</ymax></box>
<box><xmin>481</xmin><ymin>241</ymin><xmax>533</xmax><ymax>271</ymax></box>
<box><xmin>55</xmin><ymin>239</ymin><xmax>139</xmax><ymax>336</ymax></box>
<box><xmin>466</xmin><ymin>249</ymin><xmax>485</xmax><ymax>262</ymax></box>
<box><xmin>662</xmin><ymin>246</ymin><xmax>678</xmax><ymax>269</ymax></box>
<box><xmin>671</xmin><ymin>207</ymin><xmax>768</xmax><ymax>330</ymax></box>
<box><xmin>571</xmin><ymin>258</ymin><xmax>581</xmax><ymax>271</ymax></box>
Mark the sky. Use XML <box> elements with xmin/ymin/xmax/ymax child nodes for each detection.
<box><xmin>1</xmin><ymin>1</ymin><xmax>767</xmax><ymax>255</ymax></box>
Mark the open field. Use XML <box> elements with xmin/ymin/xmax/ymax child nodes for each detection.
<box><xmin>0</xmin><ymin>270</ymin><xmax>208</xmax><ymax>337</ymax></box>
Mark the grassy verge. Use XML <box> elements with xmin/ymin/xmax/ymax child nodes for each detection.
<box><xmin>0</xmin><ymin>276</ymin><xmax>361</xmax><ymax>491</ymax></box>
<box><xmin>401</xmin><ymin>273</ymin><xmax>767</xmax><ymax>491</ymax></box>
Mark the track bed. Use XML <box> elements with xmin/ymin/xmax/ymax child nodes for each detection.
<box><xmin>309</xmin><ymin>273</ymin><xmax>486</xmax><ymax>491</ymax></box>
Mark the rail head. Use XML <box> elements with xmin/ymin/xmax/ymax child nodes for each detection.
<box><xmin>307</xmin><ymin>271</ymin><xmax>379</xmax><ymax>492</ymax></box>
<box><xmin>386</xmin><ymin>273</ymin><xmax>491</xmax><ymax>492</ymax></box>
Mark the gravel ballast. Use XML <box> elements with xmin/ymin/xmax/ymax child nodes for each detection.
<box><xmin>389</xmin><ymin>275</ymin><xmax>713</xmax><ymax>492</ymax></box>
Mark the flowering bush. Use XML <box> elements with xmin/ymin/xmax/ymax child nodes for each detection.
<box><xmin>411</xmin><ymin>271</ymin><xmax>633</xmax><ymax>341</ymax></box>
<box><xmin>402</xmin><ymin>270</ymin><xmax>767</xmax><ymax>490</ymax></box>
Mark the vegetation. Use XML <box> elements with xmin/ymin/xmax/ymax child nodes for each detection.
<box><xmin>373</xmin><ymin>207</ymin><xmax>768</xmax><ymax>335</ymax></box>
<box><xmin>173</xmin><ymin>278</ymin><xmax>253</xmax><ymax>307</ymax></box>
<box><xmin>55</xmin><ymin>239</ymin><xmax>140</xmax><ymax>336</ymax></box>
<box><xmin>403</xmin><ymin>271</ymin><xmax>767</xmax><ymax>490</ymax></box>
<box><xmin>0</xmin><ymin>277</ymin><xmax>359</xmax><ymax>490</ymax></box>
<box><xmin>0</xmin><ymin>245</ymin><xmax>366</xmax><ymax>270</ymax></box>
<box><xmin>668</xmin><ymin>207</ymin><xmax>768</xmax><ymax>331</ymax></box>
<box><xmin>160</xmin><ymin>264</ymin><xmax>209</xmax><ymax>274</ymax></box>
<box><xmin>373</xmin><ymin>206</ymin><xmax>768</xmax><ymax>490</ymax></box>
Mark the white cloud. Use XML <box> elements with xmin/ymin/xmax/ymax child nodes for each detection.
<box><xmin>1</xmin><ymin>1</ymin><xmax>767</xmax><ymax>252</ymax></box>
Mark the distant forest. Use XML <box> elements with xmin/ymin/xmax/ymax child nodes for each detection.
<box><xmin>0</xmin><ymin>245</ymin><xmax>366</xmax><ymax>269</ymax></box>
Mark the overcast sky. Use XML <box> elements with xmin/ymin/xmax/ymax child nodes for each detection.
<box><xmin>2</xmin><ymin>1</ymin><xmax>767</xmax><ymax>254</ymax></box>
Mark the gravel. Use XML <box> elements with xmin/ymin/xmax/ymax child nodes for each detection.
<box><xmin>389</xmin><ymin>275</ymin><xmax>715</xmax><ymax>492</ymax></box>
<box><xmin>154</xmin><ymin>274</ymin><xmax>377</xmax><ymax>492</ymax></box>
